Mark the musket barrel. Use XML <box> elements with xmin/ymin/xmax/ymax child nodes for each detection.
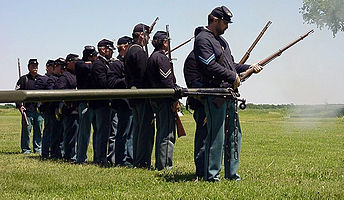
<box><xmin>0</xmin><ymin>88</ymin><xmax>238</xmax><ymax>103</ymax></box>
<box><xmin>239</xmin><ymin>21</ymin><xmax>272</xmax><ymax>64</ymax></box>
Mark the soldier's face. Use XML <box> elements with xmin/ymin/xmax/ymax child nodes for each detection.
<box><xmin>46</xmin><ymin>65</ymin><xmax>53</xmax><ymax>75</ymax></box>
<box><xmin>104</xmin><ymin>48</ymin><xmax>113</xmax><ymax>59</ymax></box>
<box><xmin>28</xmin><ymin>64</ymin><xmax>38</xmax><ymax>76</ymax></box>
<box><xmin>216</xmin><ymin>19</ymin><xmax>228</xmax><ymax>35</ymax></box>
<box><xmin>54</xmin><ymin>65</ymin><xmax>62</xmax><ymax>75</ymax></box>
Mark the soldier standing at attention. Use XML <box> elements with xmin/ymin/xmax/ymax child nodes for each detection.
<box><xmin>90</xmin><ymin>39</ymin><xmax>114</xmax><ymax>165</ymax></box>
<box><xmin>124</xmin><ymin>24</ymin><xmax>155</xmax><ymax>168</ymax></box>
<box><xmin>15</xmin><ymin>59</ymin><xmax>43</xmax><ymax>154</ymax></box>
<box><xmin>35</xmin><ymin>59</ymin><xmax>55</xmax><ymax>158</ymax></box>
<box><xmin>193</xmin><ymin>6</ymin><xmax>262</xmax><ymax>181</ymax></box>
<box><xmin>75</xmin><ymin>46</ymin><xmax>98</xmax><ymax>164</ymax></box>
<box><xmin>184</xmin><ymin>27</ymin><xmax>207</xmax><ymax>179</ymax></box>
<box><xmin>147</xmin><ymin>31</ymin><xmax>179</xmax><ymax>170</ymax></box>
<box><xmin>47</xmin><ymin>58</ymin><xmax>66</xmax><ymax>159</ymax></box>
<box><xmin>107</xmin><ymin>36</ymin><xmax>134</xmax><ymax>166</ymax></box>
<box><xmin>55</xmin><ymin>54</ymin><xmax>80</xmax><ymax>161</ymax></box>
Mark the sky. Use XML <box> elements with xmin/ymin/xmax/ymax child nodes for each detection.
<box><xmin>0</xmin><ymin>0</ymin><xmax>343</xmax><ymax>105</ymax></box>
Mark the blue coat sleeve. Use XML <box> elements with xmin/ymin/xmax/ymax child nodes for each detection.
<box><xmin>195</xmin><ymin>37</ymin><xmax>237</xmax><ymax>84</ymax></box>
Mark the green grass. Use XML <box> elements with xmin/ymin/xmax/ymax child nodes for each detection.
<box><xmin>0</xmin><ymin>108</ymin><xmax>343</xmax><ymax>199</ymax></box>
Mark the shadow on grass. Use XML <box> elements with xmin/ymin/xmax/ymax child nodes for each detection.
<box><xmin>0</xmin><ymin>151</ymin><xmax>22</xmax><ymax>155</ymax></box>
<box><xmin>156</xmin><ymin>170</ymin><xmax>196</xmax><ymax>182</ymax></box>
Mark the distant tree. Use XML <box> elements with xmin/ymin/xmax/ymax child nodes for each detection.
<box><xmin>300</xmin><ymin>0</ymin><xmax>344</xmax><ymax>37</ymax></box>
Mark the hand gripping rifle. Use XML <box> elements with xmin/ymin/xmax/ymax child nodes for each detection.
<box><xmin>19</xmin><ymin>105</ymin><xmax>29</xmax><ymax>127</ymax></box>
<box><xmin>239</xmin><ymin>21</ymin><xmax>272</xmax><ymax>64</ymax></box>
<box><xmin>166</xmin><ymin>24</ymin><xmax>186</xmax><ymax>138</ymax></box>
<box><xmin>240</xmin><ymin>29</ymin><xmax>314</xmax><ymax>81</ymax></box>
<box><xmin>144</xmin><ymin>17</ymin><xmax>159</xmax><ymax>57</ymax></box>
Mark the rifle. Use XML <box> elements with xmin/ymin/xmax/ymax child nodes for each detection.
<box><xmin>166</xmin><ymin>24</ymin><xmax>186</xmax><ymax>138</ymax></box>
<box><xmin>17</xmin><ymin>58</ymin><xmax>21</xmax><ymax>78</ymax></box>
<box><xmin>17</xmin><ymin>58</ymin><xmax>29</xmax><ymax>126</ymax></box>
<box><xmin>166</xmin><ymin>36</ymin><xmax>194</xmax><ymax>55</ymax></box>
<box><xmin>144</xmin><ymin>17</ymin><xmax>159</xmax><ymax>56</ymax></box>
<box><xmin>240</xmin><ymin>29</ymin><xmax>314</xmax><ymax>81</ymax></box>
<box><xmin>239</xmin><ymin>21</ymin><xmax>272</xmax><ymax>64</ymax></box>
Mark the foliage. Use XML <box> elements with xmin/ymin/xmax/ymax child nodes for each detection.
<box><xmin>300</xmin><ymin>0</ymin><xmax>344</xmax><ymax>37</ymax></box>
<box><xmin>0</xmin><ymin>108</ymin><xmax>343</xmax><ymax>199</ymax></box>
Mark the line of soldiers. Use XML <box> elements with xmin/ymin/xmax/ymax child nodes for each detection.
<box><xmin>15</xmin><ymin>5</ymin><xmax>263</xmax><ymax>181</ymax></box>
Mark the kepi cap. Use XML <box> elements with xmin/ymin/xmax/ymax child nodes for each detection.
<box><xmin>83</xmin><ymin>45</ymin><xmax>98</xmax><ymax>60</ymax></box>
<box><xmin>117</xmin><ymin>36</ymin><xmax>133</xmax><ymax>46</ymax></box>
<box><xmin>133</xmin><ymin>23</ymin><xmax>150</xmax><ymax>33</ymax></box>
<box><xmin>153</xmin><ymin>31</ymin><xmax>168</xmax><ymax>41</ymax></box>
<box><xmin>97</xmin><ymin>39</ymin><xmax>115</xmax><ymax>50</ymax></box>
<box><xmin>28</xmin><ymin>58</ymin><xmax>38</xmax><ymax>65</ymax></box>
<box><xmin>46</xmin><ymin>60</ymin><xmax>55</xmax><ymax>66</ymax></box>
<box><xmin>66</xmin><ymin>53</ymin><xmax>80</xmax><ymax>62</ymax></box>
<box><xmin>210</xmin><ymin>6</ymin><xmax>233</xmax><ymax>23</ymax></box>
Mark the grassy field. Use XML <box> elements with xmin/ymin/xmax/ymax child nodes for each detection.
<box><xmin>0</xmin><ymin>107</ymin><xmax>343</xmax><ymax>199</ymax></box>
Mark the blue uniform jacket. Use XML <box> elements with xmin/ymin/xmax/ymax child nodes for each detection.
<box><xmin>75</xmin><ymin>60</ymin><xmax>93</xmax><ymax>89</ymax></box>
<box><xmin>15</xmin><ymin>73</ymin><xmax>41</xmax><ymax>112</ymax></box>
<box><xmin>147</xmin><ymin>49</ymin><xmax>175</xmax><ymax>88</ymax></box>
<box><xmin>193</xmin><ymin>26</ymin><xmax>250</xmax><ymax>88</ymax></box>
<box><xmin>90</xmin><ymin>56</ymin><xmax>110</xmax><ymax>108</ymax></box>
<box><xmin>55</xmin><ymin>69</ymin><xmax>78</xmax><ymax>114</ymax></box>
<box><xmin>107</xmin><ymin>56</ymin><xmax>131</xmax><ymax>109</ymax></box>
<box><xmin>35</xmin><ymin>73</ymin><xmax>52</xmax><ymax>113</ymax></box>
<box><xmin>123</xmin><ymin>42</ymin><xmax>148</xmax><ymax>89</ymax></box>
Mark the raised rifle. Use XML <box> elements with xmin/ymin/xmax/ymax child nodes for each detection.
<box><xmin>17</xmin><ymin>58</ymin><xmax>21</xmax><ymax>78</ymax></box>
<box><xmin>166</xmin><ymin>36</ymin><xmax>194</xmax><ymax>55</ymax></box>
<box><xmin>17</xmin><ymin>58</ymin><xmax>29</xmax><ymax>126</ymax></box>
<box><xmin>239</xmin><ymin>21</ymin><xmax>272</xmax><ymax>64</ymax></box>
<box><xmin>166</xmin><ymin>24</ymin><xmax>186</xmax><ymax>138</ymax></box>
<box><xmin>240</xmin><ymin>29</ymin><xmax>314</xmax><ymax>81</ymax></box>
<box><xmin>144</xmin><ymin>17</ymin><xmax>159</xmax><ymax>57</ymax></box>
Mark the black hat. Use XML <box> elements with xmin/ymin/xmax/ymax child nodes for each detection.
<box><xmin>46</xmin><ymin>60</ymin><xmax>55</xmax><ymax>66</ymax></box>
<box><xmin>66</xmin><ymin>53</ymin><xmax>80</xmax><ymax>62</ymax></box>
<box><xmin>210</xmin><ymin>6</ymin><xmax>233</xmax><ymax>23</ymax></box>
<box><xmin>54</xmin><ymin>58</ymin><xmax>66</xmax><ymax>68</ymax></box>
<box><xmin>28</xmin><ymin>58</ymin><xmax>38</xmax><ymax>65</ymax></box>
<box><xmin>117</xmin><ymin>36</ymin><xmax>133</xmax><ymax>46</ymax></box>
<box><xmin>82</xmin><ymin>45</ymin><xmax>98</xmax><ymax>60</ymax></box>
<box><xmin>133</xmin><ymin>23</ymin><xmax>150</xmax><ymax>33</ymax></box>
<box><xmin>153</xmin><ymin>31</ymin><xmax>168</xmax><ymax>41</ymax></box>
<box><xmin>97</xmin><ymin>39</ymin><xmax>115</xmax><ymax>50</ymax></box>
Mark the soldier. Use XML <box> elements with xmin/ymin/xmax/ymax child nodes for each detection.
<box><xmin>15</xmin><ymin>58</ymin><xmax>43</xmax><ymax>154</ymax></box>
<box><xmin>75</xmin><ymin>46</ymin><xmax>98</xmax><ymax>164</ymax></box>
<box><xmin>184</xmin><ymin>27</ymin><xmax>208</xmax><ymax>179</ymax></box>
<box><xmin>147</xmin><ymin>31</ymin><xmax>179</xmax><ymax>170</ymax></box>
<box><xmin>89</xmin><ymin>39</ymin><xmax>114</xmax><ymax>165</ymax></box>
<box><xmin>124</xmin><ymin>23</ymin><xmax>155</xmax><ymax>168</ymax></box>
<box><xmin>47</xmin><ymin>58</ymin><xmax>66</xmax><ymax>159</ymax></box>
<box><xmin>107</xmin><ymin>36</ymin><xmax>133</xmax><ymax>166</ymax></box>
<box><xmin>193</xmin><ymin>6</ymin><xmax>262</xmax><ymax>181</ymax></box>
<box><xmin>55</xmin><ymin>54</ymin><xmax>79</xmax><ymax>161</ymax></box>
<box><xmin>35</xmin><ymin>59</ymin><xmax>55</xmax><ymax>158</ymax></box>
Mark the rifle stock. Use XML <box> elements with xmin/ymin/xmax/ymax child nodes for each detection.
<box><xmin>240</xmin><ymin>29</ymin><xmax>314</xmax><ymax>81</ymax></box>
<box><xmin>175</xmin><ymin>113</ymin><xmax>186</xmax><ymax>137</ymax></box>
<box><xmin>239</xmin><ymin>21</ymin><xmax>272</xmax><ymax>64</ymax></box>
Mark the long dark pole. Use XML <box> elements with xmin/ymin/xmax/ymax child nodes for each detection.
<box><xmin>239</xmin><ymin>21</ymin><xmax>272</xmax><ymax>64</ymax></box>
